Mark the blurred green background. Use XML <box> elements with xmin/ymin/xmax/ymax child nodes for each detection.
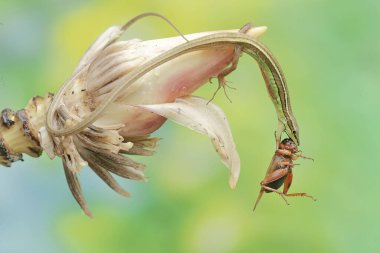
<box><xmin>1</xmin><ymin>0</ymin><xmax>380</xmax><ymax>252</ymax></box>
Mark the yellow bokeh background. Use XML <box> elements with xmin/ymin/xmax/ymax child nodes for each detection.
<box><xmin>1</xmin><ymin>0</ymin><xmax>380</xmax><ymax>252</ymax></box>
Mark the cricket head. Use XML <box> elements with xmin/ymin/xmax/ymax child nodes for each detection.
<box><xmin>279</xmin><ymin>138</ymin><xmax>298</xmax><ymax>153</ymax></box>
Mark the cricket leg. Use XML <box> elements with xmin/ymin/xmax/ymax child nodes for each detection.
<box><xmin>275</xmin><ymin>123</ymin><xmax>285</xmax><ymax>148</ymax></box>
<box><xmin>276</xmin><ymin>148</ymin><xmax>292</xmax><ymax>157</ymax></box>
<box><xmin>285</xmin><ymin>192</ymin><xmax>317</xmax><ymax>201</ymax></box>
<box><xmin>255</xmin><ymin>168</ymin><xmax>290</xmax><ymax>206</ymax></box>
<box><xmin>292</xmin><ymin>153</ymin><xmax>314</xmax><ymax>161</ymax></box>
<box><xmin>261</xmin><ymin>185</ymin><xmax>290</xmax><ymax>205</ymax></box>
<box><xmin>283</xmin><ymin>169</ymin><xmax>316</xmax><ymax>200</ymax></box>
<box><xmin>283</xmin><ymin>170</ymin><xmax>293</xmax><ymax>194</ymax></box>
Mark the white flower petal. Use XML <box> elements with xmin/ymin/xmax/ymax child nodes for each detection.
<box><xmin>138</xmin><ymin>96</ymin><xmax>240</xmax><ymax>189</ymax></box>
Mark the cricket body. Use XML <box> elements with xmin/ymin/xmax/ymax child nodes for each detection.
<box><xmin>253</xmin><ymin>138</ymin><xmax>315</xmax><ymax>211</ymax></box>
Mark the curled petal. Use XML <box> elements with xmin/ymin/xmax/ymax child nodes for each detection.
<box><xmin>74</xmin><ymin>25</ymin><xmax>124</xmax><ymax>74</ymax></box>
<box><xmin>138</xmin><ymin>96</ymin><xmax>240</xmax><ymax>189</ymax></box>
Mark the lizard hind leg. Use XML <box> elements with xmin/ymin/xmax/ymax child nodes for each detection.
<box><xmin>208</xmin><ymin>78</ymin><xmax>235</xmax><ymax>103</ymax></box>
<box><xmin>207</xmin><ymin>23</ymin><xmax>252</xmax><ymax>104</ymax></box>
<box><xmin>208</xmin><ymin>47</ymin><xmax>241</xmax><ymax>104</ymax></box>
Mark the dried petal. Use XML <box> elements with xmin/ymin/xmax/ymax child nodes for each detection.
<box><xmin>87</xmin><ymin>159</ymin><xmax>131</xmax><ymax>197</ymax></box>
<box><xmin>81</xmin><ymin>148</ymin><xmax>146</xmax><ymax>180</ymax></box>
<box><xmin>61</xmin><ymin>135</ymin><xmax>88</xmax><ymax>172</ymax></box>
<box><xmin>63</xmin><ymin>162</ymin><xmax>93</xmax><ymax>217</ymax></box>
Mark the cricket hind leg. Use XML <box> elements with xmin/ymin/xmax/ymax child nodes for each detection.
<box><xmin>261</xmin><ymin>185</ymin><xmax>290</xmax><ymax>206</ymax></box>
<box><xmin>283</xmin><ymin>171</ymin><xmax>316</xmax><ymax>201</ymax></box>
<box><xmin>284</xmin><ymin>192</ymin><xmax>317</xmax><ymax>201</ymax></box>
<box><xmin>253</xmin><ymin>168</ymin><xmax>289</xmax><ymax>211</ymax></box>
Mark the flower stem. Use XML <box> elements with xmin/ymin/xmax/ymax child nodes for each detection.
<box><xmin>0</xmin><ymin>94</ymin><xmax>53</xmax><ymax>166</ymax></box>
